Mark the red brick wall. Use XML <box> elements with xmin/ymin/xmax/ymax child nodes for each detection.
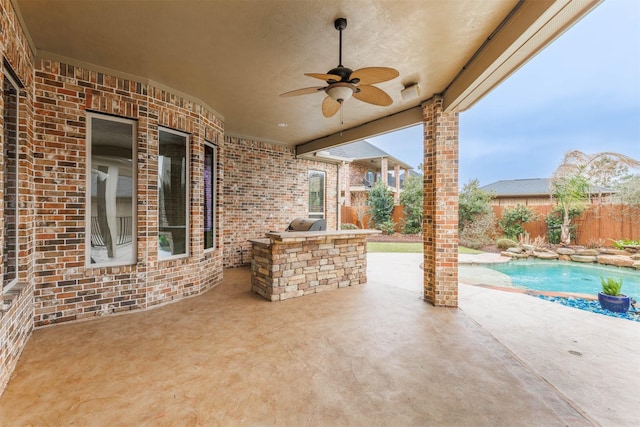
<box><xmin>32</xmin><ymin>59</ymin><xmax>224</xmax><ymax>326</ymax></box>
<box><xmin>223</xmin><ymin>137</ymin><xmax>338</xmax><ymax>267</ymax></box>
<box><xmin>0</xmin><ymin>0</ymin><xmax>36</xmax><ymax>397</ymax></box>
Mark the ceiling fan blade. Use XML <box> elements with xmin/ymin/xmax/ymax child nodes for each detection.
<box><xmin>350</xmin><ymin>67</ymin><xmax>399</xmax><ymax>85</ymax></box>
<box><xmin>322</xmin><ymin>96</ymin><xmax>341</xmax><ymax>117</ymax></box>
<box><xmin>279</xmin><ymin>86</ymin><xmax>325</xmax><ymax>97</ymax></box>
<box><xmin>353</xmin><ymin>85</ymin><xmax>393</xmax><ymax>106</ymax></box>
<box><xmin>305</xmin><ymin>73</ymin><xmax>343</xmax><ymax>82</ymax></box>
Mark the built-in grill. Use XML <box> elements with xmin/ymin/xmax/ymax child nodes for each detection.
<box><xmin>286</xmin><ymin>217</ymin><xmax>327</xmax><ymax>232</ymax></box>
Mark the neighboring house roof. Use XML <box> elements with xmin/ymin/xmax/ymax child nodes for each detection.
<box><xmin>481</xmin><ymin>178</ymin><xmax>615</xmax><ymax>197</ymax></box>
<box><xmin>326</xmin><ymin>140</ymin><xmax>413</xmax><ymax>170</ymax></box>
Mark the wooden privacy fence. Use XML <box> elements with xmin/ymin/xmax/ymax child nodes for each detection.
<box><xmin>343</xmin><ymin>204</ymin><xmax>639</xmax><ymax>244</ymax></box>
<box><xmin>492</xmin><ymin>204</ymin><xmax>639</xmax><ymax>245</ymax></box>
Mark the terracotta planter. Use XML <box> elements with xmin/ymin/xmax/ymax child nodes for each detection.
<box><xmin>598</xmin><ymin>292</ymin><xmax>630</xmax><ymax>313</ymax></box>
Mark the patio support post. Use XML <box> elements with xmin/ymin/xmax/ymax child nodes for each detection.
<box><xmin>381</xmin><ymin>157</ymin><xmax>388</xmax><ymax>187</ymax></box>
<box><xmin>422</xmin><ymin>97</ymin><xmax>459</xmax><ymax>307</ymax></box>
<box><xmin>394</xmin><ymin>164</ymin><xmax>401</xmax><ymax>202</ymax></box>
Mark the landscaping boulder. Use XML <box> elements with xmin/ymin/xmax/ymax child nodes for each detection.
<box><xmin>556</xmin><ymin>247</ymin><xmax>575</xmax><ymax>255</ymax></box>
<box><xmin>633</xmin><ymin>261</ymin><xmax>640</xmax><ymax>270</ymax></box>
<box><xmin>500</xmin><ymin>251</ymin><xmax>528</xmax><ymax>259</ymax></box>
<box><xmin>570</xmin><ymin>255</ymin><xmax>597</xmax><ymax>263</ymax></box>
<box><xmin>506</xmin><ymin>247</ymin><xmax>524</xmax><ymax>254</ymax></box>
<box><xmin>631</xmin><ymin>253</ymin><xmax>640</xmax><ymax>261</ymax></box>
<box><xmin>597</xmin><ymin>255</ymin><xmax>634</xmax><ymax>268</ymax></box>
<box><xmin>533</xmin><ymin>251</ymin><xmax>558</xmax><ymax>260</ymax></box>
<box><xmin>575</xmin><ymin>249</ymin><xmax>599</xmax><ymax>256</ymax></box>
<box><xmin>558</xmin><ymin>255</ymin><xmax>571</xmax><ymax>262</ymax></box>
<box><xmin>597</xmin><ymin>248</ymin><xmax>631</xmax><ymax>256</ymax></box>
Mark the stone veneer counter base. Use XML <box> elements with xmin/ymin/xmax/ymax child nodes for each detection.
<box><xmin>249</xmin><ymin>230</ymin><xmax>380</xmax><ymax>301</ymax></box>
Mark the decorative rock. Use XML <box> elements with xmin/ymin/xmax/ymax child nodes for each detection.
<box><xmin>556</xmin><ymin>247</ymin><xmax>576</xmax><ymax>255</ymax></box>
<box><xmin>570</xmin><ymin>255</ymin><xmax>597</xmax><ymax>263</ymax></box>
<box><xmin>500</xmin><ymin>251</ymin><xmax>528</xmax><ymax>259</ymax></box>
<box><xmin>506</xmin><ymin>247</ymin><xmax>524</xmax><ymax>254</ymax></box>
<box><xmin>597</xmin><ymin>248</ymin><xmax>631</xmax><ymax>256</ymax></box>
<box><xmin>533</xmin><ymin>251</ymin><xmax>559</xmax><ymax>260</ymax></box>
<box><xmin>597</xmin><ymin>255</ymin><xmax>634</xmax><ymax>268</ymax></box>
<box><xmin>634</xmin><ymin>261</ymin><xmax>640</xmax><ymax>270</ymax></box>
<box><xmin>575</xmin><ymin>249</ymin><xmax>599</xmax><ymax>256</ymax></box>
<box><xmin>558</xmin><ymin>255</ymin><xmax>571</xmax><ymax>261</ymax></box>
<box><xmin>631</xmin><ymin>253</ymin><xmax>640</xmax><ymax>261</ymax></box>
<box><xmin>522</xmin><ymin>244</ymin><xmax>536</xmax><ymax>251</ymax></box>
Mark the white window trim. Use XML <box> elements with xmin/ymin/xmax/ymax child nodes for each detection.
<box><xmin>85</xmin><ymin>113</ymin><xmax>138</xmax><ymax>268</ymax></box>
<box><xmin>204</xmin><ymin>141</ymin><xmax>217</xmax><ymax>253</ymax></box>
<box><xmin>158</xmin><ymin>127</ymin><xmax>190</xmax><ymax>261</ymax></box>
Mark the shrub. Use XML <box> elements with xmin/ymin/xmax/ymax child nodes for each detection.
<box><xmin>378</xmin><ymin>220</ymin><xmax>396</xmax><ymax>235</ymax></box>
<box><xmin>545</xmin><ymin>207</ymin><xmax>581</xmax><ymax>244</ymax></box>
<box><xmin>367</xmin><ymin>180</ymin><xmax>394</xmax><ymax>228</ymax></box>
<box><xmin>498</xmin><ymin>204</ymin><xmax>536</xmax><ymax>240</ymax></box>
<box><xmin>496</xmin><ymin>238</ymin><xmax>518</xmax><ymax>250</ymax></box>
<box><xmin>459</xmin><ymin>211</ymin><xmax>496</xmax><ymax>249</ymax></box>
<box><xmin>340</xmin><ymin>223</ymin><xmax>359</xmax><ymax>230</ymax></box>
<box><xmin>459</xmin><ymin>179</ymin><xmax>494</xmax><ymax>229</ymax></box>
<box><xmin>399</xmin><ymin>174</ymin><xmax>423</xmax><ymax>234</ymax></box>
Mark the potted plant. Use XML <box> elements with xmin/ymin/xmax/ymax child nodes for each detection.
<box><xmin>598</xmin><ymin>276</ymin><xmax>630</xmax><ymax>313</ymax></box>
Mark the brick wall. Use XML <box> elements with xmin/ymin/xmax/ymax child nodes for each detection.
<box><xmin>0</xmin><ymin>0</ymin><xmax>36</xmax><ymax>398</ymax></box>
<box><xmin>223</xmin><ymin>137</ymin><xmax>338</xmax><ymax>267</ymax></box>
<box><xmin>423</xmin><ymin>98</ymin><xmax>459</xmax><ymax>307</ymax></box>
<box><xmin>32</xmin><ymin>59</ymin><xmax>224</xmax><ymax>326</ymax></box>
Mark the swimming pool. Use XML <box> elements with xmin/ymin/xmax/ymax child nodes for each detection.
<box><xmin>485</xmin><ymin>260</ymin><xmax>640</xmax><ymax>298</ymax></box>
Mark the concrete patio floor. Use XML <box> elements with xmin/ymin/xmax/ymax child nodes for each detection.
<box><xmin>0</xmin><ymin>254</ymin><xmax>637</xmax><ymax>426</ymax></box>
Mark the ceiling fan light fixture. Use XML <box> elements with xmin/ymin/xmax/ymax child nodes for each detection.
<box><xmin>326</xmin><ymin>83</ymin><xmax>354</xmax><ymax>102</ymax></box>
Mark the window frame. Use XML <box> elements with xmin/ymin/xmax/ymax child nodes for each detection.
<box><xmin>157</xmin><ymin>127</ymin><xmax>190</xmax><ymax>260</ymax></box>
<box><xmin>203</xmin><ymin>141</ymin><xmax>217</xmax><ymax>252</ymax></box>
<box><xmin>308</xmin><ymin>170</ymin><xmax>326</xmax><ymax>219</ymax></box>
<box><xmin>85</xmin><ymin>112</ymin><xmax>138</xmax><ymax>268</ymax></box>
<box><xmin>3</xmin><ymin>67</ymin><xmax>20</xmax><ymax>290</ymax></box>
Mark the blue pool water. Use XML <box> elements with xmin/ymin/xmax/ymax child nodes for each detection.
<box><xmin>485</xmin><ymin>260</ymin><xmax>640</xmax><ymax>298</ymax></box>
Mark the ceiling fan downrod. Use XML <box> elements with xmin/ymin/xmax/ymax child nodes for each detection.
<box><xmin>335</xmin><ymin>17</ymin><xmax>347</xmax><ymax>68</ymax></box>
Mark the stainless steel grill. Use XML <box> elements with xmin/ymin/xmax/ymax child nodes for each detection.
<box><xmin>286</xmin><ymin>218</ymin><xmax>327</xmax><ymax>232</ymax></box>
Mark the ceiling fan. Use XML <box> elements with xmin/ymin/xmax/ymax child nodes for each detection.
<box><xmin>280</xmin><ymin>17</ymin><xmax>399</xmax><ymax>118</ymax></box>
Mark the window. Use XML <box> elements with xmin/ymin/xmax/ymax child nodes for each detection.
<box><xmin>158</xmin><ymin>128</ymin><xmax>189</xmax><ymax>258</ymax></box>
<box><xmin>87</xmin><ymin>114</ymin><xmax>136</xmax><ymax>266</ymax></box>
<box><xmin>3</xmin><ymin>70</ymin><xmax>19</xmax><ymax>289</ymax></box>
<box><xmin>308</xmin><ymin>170</ymin><xmax>325</xmax><ymax>219</ymax></box>
<box><xmin>204</xmin><ymin>142</ymin><xmax>216</xmax><ymax>251</ymax></box>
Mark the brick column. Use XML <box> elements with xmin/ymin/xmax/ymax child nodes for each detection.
<box><xmin>343</xmin><ymin>163</ymin><xmax>351</xmax><ymax>207</ymax></box>
<box><xmin>380</xmin><ymin>157</ymin><xmax>388</xmax><ymax>187</ymax></box>
<box><xmin>394</xmin><ymin>164</ymin><xmax>400</xmax><ymax>203</ymax></box>
<box><xmin>422</xmin><ymin>97</ymin><xmax>459</xmax><ymax>307</ymax></box>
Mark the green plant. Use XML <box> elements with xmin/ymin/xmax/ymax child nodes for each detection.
<box><xmin>611</xmin><ymin>239</ymin><xmax>640</xmax><ymax>249</ymax></box>
<box><xmin>496</xmin><ymin>238</ymin><xmax>518</xmax><ymax>250</ymax></box>
<box><xmin>545</xmin><ymin>207</ymin><xmax>581</xmax><ymax>244</ymax></box>
<box><xmin>366</xmin><ymin>180</ymin><xmax>394</xmax><ymax>228</ymax></box>
<box><xmin>378</xmin><ymin>220</ymin><xmax>396</xmax><ymax>235</ymax></box>
<box><xmin>459</xmin><ymin>211</ymin><xmax>496</xmax><ymax>249</ymax></box>
<box><xmin>340</xmin><ymin>223</ymin><xmax>359</xmax><ymax>230</ymax></box>
<box><xmin>459</xmin><ymin>179</ymin><xmax>494</xmax><ymax>230</ymax></box>
<box><xmin>600</xmin><ymin>276</ymin><xmax>623</xmax><ymax>296</ymax></box>
<box><xmin>498</xmin><ymin>205</ymin><xmax>536</xmax><ymax>240</ymax></box>
<box><xmin>399</xmin><ymin>174</ymin><xmax>423</xmax><ymax>234</ymax></box>
<box><xmin>550</xmin><ymin>173</ymin><xmax>589</xmax><ymax>245</ymax></box>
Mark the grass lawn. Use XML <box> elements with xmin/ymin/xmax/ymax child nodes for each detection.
<box><xmin>367</xmin><ymin>242</ymin><xmax>483</xmax><ymax>254</ymax></box>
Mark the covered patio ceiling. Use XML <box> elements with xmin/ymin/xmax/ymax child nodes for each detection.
<box><xmin>14</xmin><ymin>0</ymin><xmax>600</xmax><ymax>153</ymax></box>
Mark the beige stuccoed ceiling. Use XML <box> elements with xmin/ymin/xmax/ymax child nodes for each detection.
<box><xmin>14</xmin><ymin>0</ymin><xmax>600</xmax><ymax>153</ymax></box>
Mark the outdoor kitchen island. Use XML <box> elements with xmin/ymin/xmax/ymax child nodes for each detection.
<box><xmin>249</xmin><ymin>229</ymin><xmax>380</xmax><ymax>301</ymax></box>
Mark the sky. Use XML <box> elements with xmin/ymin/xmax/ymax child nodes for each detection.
<box><xmin>369</xmin><ymin>0</ymin><xmax>640</xmax><ymax>187</ymax></box>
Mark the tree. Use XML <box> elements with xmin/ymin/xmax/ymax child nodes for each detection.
<box><xmin>399</xmin><ymin>174</ymin><xmax>423</xmax><ymax>234</ymax></box>
<box><xmin>458</xmin><ymin>179</ymin><xmax>494</xmax><ymax>229</ymax></box>
<box><xmin>366</xmin><ymin>180</ymin><xmax>394</xmax><ymax>229</ymax></box>
<box><xmin>612</xmin><ymin>174</ymin><xmax>640</xmax><ymax>220</ymax></box>
<box><xmin>458</xmin><ymin>179</ymin><xmax>496</xmax><ymax>248</ymax></box>
<box><xmin>497</xmin><ymin>204</ymin><xmax>536</xmax><ymax>240</ymax></box>
<box><xmin>550</xmin><ymin>173</ymin><xmax>589</xmax><ymax>245</ymax></box>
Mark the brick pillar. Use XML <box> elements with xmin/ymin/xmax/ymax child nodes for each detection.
<box><xmin>380</xmin><ymin>157</ymin><xmax>388</xmax><ymax>187</ymax></box>
<box><xmin>343</xmin><ymin>163</ymin><xmax>351</xmax><ymax>207</ymax></box>
<box><xmin>394</xmin><ymin>164</ymin><xmax>401</xmax><ymax>203</ymax></box>
<box><xmin>423</xmin><ymin>97</ymin><xmax>459</xmax><ymax>307</ymax></box>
